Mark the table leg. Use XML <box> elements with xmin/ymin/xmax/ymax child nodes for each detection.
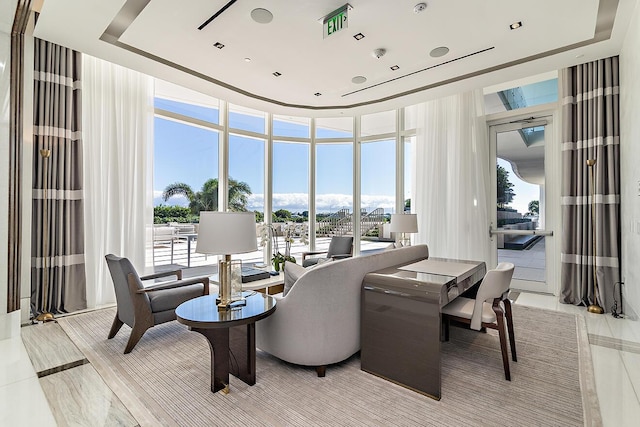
<box><xmin>229</xmin><ymin>323</ymin><xmax>256</xmax><ymax>386</ymax></box>
<box><xmin>193</xmin><ymin>328</ymin><xmax>231</xmax><ymax>393</ymax></box>
<box><xmin>192</xmin><ymin>323</ymin><xmax>256</xmax><ymax>393</ymax></box>
<box><xmin>187</xmin><ymin>237</ymin><xmax>192</xmax><ymax>267</ymax></box>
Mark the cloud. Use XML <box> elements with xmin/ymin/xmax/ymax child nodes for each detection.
<box><xmin>248</xmin><ymin>193</ymin><xmax>396</xmax><ymax>213</ymax></box>
<box><xmin>154</xmin><ymin>191</ymin><xmax>397</xmax><ymax>214</ymax></box>
<box><xmin>154</xmin><ymin>191</ymin><xmax>188</xmax><ymax>207</ymax></box>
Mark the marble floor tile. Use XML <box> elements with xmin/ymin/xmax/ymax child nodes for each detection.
<box><xmin>0</xmin><ymin>337</ymin><xmax>40</xmax><ymax>387</ymax></box>
<box><xmin>514</xmin><ymin>292</ymin><xmax>559</xmax><ymax>311</ymax></box>
<box><xmin>605</xmin><ymin>315</ymin><xmax>640</xmax><ymax>344</ymax></box>
<box><xmin>591</xmin><ymin>345</ymin><xmax>640</xmax><ymax>427</ymax></box>
<box><xmin>21</xmin><ymin>322</ymin><xmax>86</xmax><ymax>374</ymax></box>
<box><xmin>0</xmin><ymin>376</ymin><xmax>56</xmax><ymax>427</ymax></box>
<box><xmin>583</xmin><ymin>312</ymin><xmax>615</xmax><ymax>338</ymax></box>
<box><xmin>39</xmin><ymin>364</ymin><xmax>137</xmax><ymax>427</ymax></box>
<box><xmin>619</xmin><ymin>351</ymin><xmax>640</xmax><ymax>400</ymax></box>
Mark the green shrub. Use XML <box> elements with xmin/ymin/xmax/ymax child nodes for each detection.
<box><xmin>154</xmin><ymin>205</ymin><xmax>198</xmax><ymax>224</ymax></box>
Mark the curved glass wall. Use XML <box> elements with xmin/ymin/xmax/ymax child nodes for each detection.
<box><xmin>153</xmin><ymin>82</ymin><xmax>415</xmax><ymax>267</ymax></box>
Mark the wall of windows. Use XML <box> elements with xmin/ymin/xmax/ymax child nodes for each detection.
<box><xmin>360</xmin><ymin>139</ymin><xmax>396</xmax><ymax>244</ymax></box>
<box><xmin>153</xmin><ymin>81</ymin><xmax>416</xmax><ymax>266</ymax></box>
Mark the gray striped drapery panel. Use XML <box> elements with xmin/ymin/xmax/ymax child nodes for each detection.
<box><xmin>31</xmin><ymin>38</ymin><xmax>87</xmax><ymax>316</ymax></box>
<box><xmin>560</xmin><ymin>56</ymin><xmax>621</xmax><ymax>312</ymax></box>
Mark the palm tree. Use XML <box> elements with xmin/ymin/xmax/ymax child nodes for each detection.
<box><xmin>162</xmin><ymin>178</ymin><xmax>252</xmax><ymax>214</ymax></box>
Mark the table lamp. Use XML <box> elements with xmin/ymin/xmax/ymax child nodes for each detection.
<box><xmin>390</xmin><ymin>213</ymin><xmax>418</xmax><ymax>247</ymax></box>
<box><xmin>196</xmin><ymin>211</ymin><xmax>257</xmax><ymax>309</ymax></box>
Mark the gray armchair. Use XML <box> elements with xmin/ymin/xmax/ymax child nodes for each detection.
<box><xmin>302</xmin><ymin>236</ymin><xmax>353</xmax><ymax>267</ymax></box>
<box><xmin>105</xmin><ymin>254</ymin><xmax>209</xmax><ymax>353</ymax></box>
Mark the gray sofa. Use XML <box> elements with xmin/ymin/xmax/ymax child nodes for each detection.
<box><xmin>255</xmin><ymin>244</ymin><xmax>429</xmax><ymax>376</ymax></box>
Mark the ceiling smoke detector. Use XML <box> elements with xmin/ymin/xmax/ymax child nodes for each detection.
<box><xmin>372</xmin><ymin>48</ymin><xmax>386</xmax><ymax>59</ymax></box>
<box><xmin>413</xmin><ymin>3</ymin><xmax>427</xmax><ymax>14</ymax></box>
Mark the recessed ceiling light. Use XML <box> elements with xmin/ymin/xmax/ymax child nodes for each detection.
<box><xmin>430</xmin><ymin>46</ymin><xmax>449</xmax><ymax>58</ymax></box>
<box><xmin>213</xmin><ymin>42</ymin><xmax>225</xmax><ymax>49</ymax></box>
<box><xmin>251</xmin><ymin>8</ymin><xmax>273</xmax><ymax>24</ymax></box>
<box><xmin>413</xmin><ymin>2</ymin><xmax>427</xmax><ymax>14</ymax></box>
<box><xmin>509</xmin><ymin>21</ymin><xmax>523</xmax><ymax>30</ymax></box>
<box><xmin>353</xmin><ymin>33</ymin><xmax>365</xmax><ymax>40</ymax></box>
<box><xmin>314</xmin><ymin>92</ymin><xmax>322</xmax><ymax>96</ymax></box>
<box><xmin>352</xmin><ymin>76</ymin><xmax>367</xmax><ymax>84</ymax></box>
<box><xmin>390</xmin><ymin>65</ymin><xmax>400</xmax><ymax>71</ymax></box>
<box><xmin>273</xmin><ymin>71</ymin><xmax>282</xmax><ymax>77</ymax></box>
<box><xmin>244</xmin><ymin>58</ymin><xmax>251</xmax><ymax>62</ymax></box>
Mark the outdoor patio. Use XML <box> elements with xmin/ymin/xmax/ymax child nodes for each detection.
<box><xmin>147</xmin><ymin>236</ymin><xmax>392</xmax><ymax>270</ymax></box>
<box><xmin>148</xmin><ymin>235</ymin><xmax>546</xmax><ymax>283</ymax></box>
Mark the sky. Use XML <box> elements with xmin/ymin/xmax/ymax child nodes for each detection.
<box><xmin>154</xmin><ymin>98</ymin><xmax>540</xmax><ymax>216</ymax></box>
<box><xmin>154</xmin><ymin>99</ymin><xmax>398</xmax><ymax>214</ymax></box>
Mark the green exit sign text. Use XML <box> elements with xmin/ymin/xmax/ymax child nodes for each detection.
<box><xmin>323</xmin><ymin>4</ymin><xmax>350</xmax><ymax>39</ymax></box>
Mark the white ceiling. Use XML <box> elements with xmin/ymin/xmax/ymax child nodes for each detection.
<box><xmin>33</xmin><ymin>0</ymin><xmax>637</xmax><ymax>117</ymax></box>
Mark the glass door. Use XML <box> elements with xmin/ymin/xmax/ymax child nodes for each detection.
<box><xmin>489</xmin><ymin>118</ymin><xmax>555</xmax><ymax>293</ymax></box>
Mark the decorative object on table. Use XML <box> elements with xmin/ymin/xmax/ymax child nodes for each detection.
<box><xmin>196</xmin><ymin>211</ymin><xmax>258</xmax><ymax>309</ymax></box>
<box><xmin>240</xmin><ymin>265</ymin><xmax>270</xmax><ymax>283</ymax></box>
<box><xmin>258</xmin><ymin>222</ymin><xmax>308</xmax><ymax>271</ymax></box>
<box><xmin>390</xmin><ymin>213</ymin><xmax>418</xmax><ymax>247</ymax></box>
<box><xmin>586</xmin><ymin>159</ymin><xmax>604</xmax><ymax>314</ymax></box>
<box><xmin>35</xmin><ymin>148</ymin><xmax>55</xmax><ymax>323</ymax></box>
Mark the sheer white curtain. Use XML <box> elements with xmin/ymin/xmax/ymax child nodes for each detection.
<box><xmin>412</xmin><ymin>90</ymin><xmax>491</xmax><ymax>264</ymax></box>
<box><xmin>82</xmin><ymin>55</ymin><xmax>154</xmax><ymax>309</ymax></box>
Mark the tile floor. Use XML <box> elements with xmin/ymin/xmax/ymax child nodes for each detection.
<box><xmin>2</xmin><ymin>292</ymin><xmax>639</xmax><ymax>426</ymax></box>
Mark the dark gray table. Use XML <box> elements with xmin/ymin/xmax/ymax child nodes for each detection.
<box><xmin>176</xmin><ymin>291</ymin><xmax>276</xmax><ymax>393</ymax></box>
<box><xmin>361</xmin><ymin>258</ymin><xmax>486</xmax><ymax>400</ymax></box>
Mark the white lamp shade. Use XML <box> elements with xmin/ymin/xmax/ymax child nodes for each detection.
<box><xmin>389</xmin><ymin>213</ymin><xmax>418</xmax><ymax>233</ymax></box>
<box><xmin>195</xmin><ymin>211</ymin><xmax>258</xmax><ymax>255</ymax></box>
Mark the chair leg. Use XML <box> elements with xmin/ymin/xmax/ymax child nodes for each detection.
<box><xmin>124</xmin><ymin>323</ymin><xmax>151</xmax><ymax>354</ymax></box>
<box><xmin>108</xmin><ymin>314</ymin><xmax>124</xmax><ymax>339</ymax></box>
<box><xmin>315</xmin><ymin>366</ymin><xmax>326</xmax><ymax>377</ymax></box>
<box><xmin>503</xmin><ymin>299</ymin><xmax>517</xmax><ymax>362</ymax></box>
<box><xmin>495</xmin><ymin>315</ymin><xmax>511</xmax><ymax>381</ymax></box>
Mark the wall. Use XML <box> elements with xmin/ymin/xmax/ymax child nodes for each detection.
<box><xmin>20</xmin><ymin>13</ymin><xmax>33</xmax><ymax>323</ymax></box>
<box><xmin>620</xmin><ymin>0</ymin><xmax>640</xmax><ymax>318</ymax></box>
<box><xmin>0</xmin><ymin>0</ymin><xmax>20</xmax><ymax>339</ymax></box>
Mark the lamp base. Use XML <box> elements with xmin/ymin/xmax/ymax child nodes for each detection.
<box><xmin>587</xmin><ymin>304</ymin><xmax>604</xmax><ymax>314</ymax></box>
<box><xmin>35</xmin><ymin>312</ymin><xmax>55</xmax><ymax>322</ymax></box>
<box><xmin>217</xmin><ymin>258</ymin><xmax>243</xmax><ymax>310</ymax></box>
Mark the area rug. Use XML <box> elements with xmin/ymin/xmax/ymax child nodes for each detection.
<box><xmin>58</xmin><ymin>305</ymin><xmax>601</xmax><ymax>427</ymax></box>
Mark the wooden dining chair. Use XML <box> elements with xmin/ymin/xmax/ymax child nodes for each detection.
<box><xmin>441</xmin><ymin>262</ymin><xmax>517</xmax><ymax>380</ymax></box>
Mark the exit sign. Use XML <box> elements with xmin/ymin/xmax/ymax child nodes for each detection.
<box><xmin>323</xmin><ymin>4</ymin><xmax>350</xmax><ymax>39</ymax></box>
